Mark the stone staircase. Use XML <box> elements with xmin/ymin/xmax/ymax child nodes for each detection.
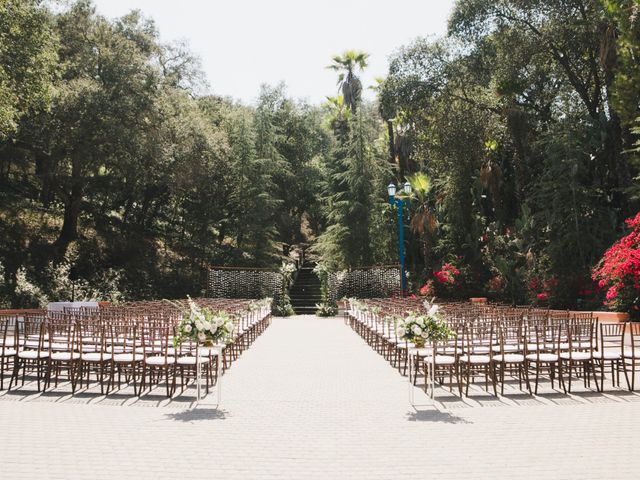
<box><xmin>289</xmin><ymin>262</ymin><xmax>321</xmax><ymax>315</ymax></box>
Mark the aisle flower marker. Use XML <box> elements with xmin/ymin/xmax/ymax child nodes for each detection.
<box><xmin>172</xmin><ymin>297</ymin><xmax>236</xmax><ymax>347</ymax></box>
<box><xmin>396</xmin><ymin>299</ymin><xmax>455</xmax><ymax>348</ymax></box>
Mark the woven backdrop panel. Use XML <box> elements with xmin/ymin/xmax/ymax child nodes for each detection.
<box><xmin>207</xmin><ymin>267</ymin><xmax>283</xmax><ymax>302</ymax></box>
<box><xmin>327</xmin><ymin>265</ymin><xmax>401</xmax><ymax>304</ymax></box>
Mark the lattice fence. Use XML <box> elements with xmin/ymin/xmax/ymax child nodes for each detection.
<box><xmin>207</xmin><ymin>267</ymin><xmax>284</xmax><ymax>302</ymax></box>
<box><xmin>327</xmin><ymin>265</ymin><xmax>401</xmax><ymax>304</ymax></box>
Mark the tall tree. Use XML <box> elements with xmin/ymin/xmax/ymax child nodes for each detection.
<box><xmin>327</xmin><ymin>50</ymin><xmax>369</xmax><ymax>114</ymax></box>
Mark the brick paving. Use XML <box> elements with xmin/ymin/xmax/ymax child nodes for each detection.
<box><xmin>1</xmin><ymin>315</ymin><xmax>639</xmax><ymax>479</ymax></box>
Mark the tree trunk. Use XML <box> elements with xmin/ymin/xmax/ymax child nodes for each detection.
<box><xmin>386</xmin><ymin>119</ymin><xmax>396</xmax><ymax>166</ymax></box>
<box><xmin>54</xmin><ymin>157</ymin><xmax>83</xmax><ymax>256</ymax></box>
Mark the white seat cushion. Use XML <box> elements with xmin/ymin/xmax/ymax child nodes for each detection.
<box><xmin>470</xmin><ymin>346</ymin><xmax>491</xmax><ymax>354</ymax></box>
<box><xmin>492</xmin><ymin>354</ymin><xmax>525</xmax><ymax>363</ymax></box>
<box><xmin>51</xmin><ymin>352</ymin><xmax>80</xmax><ymax>361</ymax></box>
<box><xmin>145</xmin><ymin>356</ymin><xmax>175</xmax><ymax>365</ymax></box>
<box><xmin>177</xmin><ymin>356</ymin><xmax>210</xmax><ymax>365</ymax></box>
<box><xmin>526</xmin><ymin>353</ymin><xmax>558</xmax><ymax>362</ymax></box>
<box><xmin>1</xmin><ymin>348</ymin><xmax>17</xmax><ymax>356</ymax></box>
<box><xmin>624</xmin><ymin>347</ymin><xmax>640</xmax><ymax>359</ymax></box>
<box><xmin>492</xmin><ymin>344</ymin><xmax>519</xmax><ymax>353</ymax></box>
<box><xmin>197</xmin><ymin>347</ymin><xmax>221</xmax><ymax>356</ymax></box>
<box><xmin>424</xmin><ymin>355</ymin><xmax>456</xmax><ymax>365</ymax></box>
<box><xmin>560</xmin><ymin>351</ymin><xmax>592</xmax><ymax>361</ymax></box>
<box><xmin>460</xmin><ymin>354</ymin><xmax>491</xmax><ymax>364</ymax></box>
<box><xmin>18</xmin><ymin>350</ymin><xmax>48</xmax><ymax>359</ymax></box>
<box><xmin>82</xmin><ymin>353</ymin><xmax>112</xmax><ymax>362</ymax></box>
<box><xmin>415</xmin><ymin>348</ymin><xmax>433</xmax><ymax>356</ymax></box>
<box><xmin>593</xmin><ymin>350</ymin><xmax>621</xmax><ymax>360</ymax></box>
<box><xmin>113</xmin><ymin>353</ymin><xmax>138</xmax><ymax>363</ymax></box>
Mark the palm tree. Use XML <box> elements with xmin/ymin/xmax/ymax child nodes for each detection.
<box><xmin>327</xmin><ymin>50</ymin><xmax>369</xmax><ymax>114</ymax></box>
<box><xmin>404</xmin><ymin>173</ymin><xmax>438</xmax><ymax>271</ymax></box>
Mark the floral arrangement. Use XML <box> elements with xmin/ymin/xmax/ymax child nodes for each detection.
<box><xmin>315</xmin><ymin>303</ymin><xmax>338</xmax><ymax>316</ymax></box>
<box><xmin>273</xmin><ymin>262</ymin><xmax>296</xmax><ymax>317</ymax></box>
<box><xmin>395</xmin><ymin>300</ymin><xmax>455</xmax><ymax>348</ymax></box>
<box><xmin>247</xmin><ymin>297</ymin><xmax>273</xmax><ymax>312</ymax></box>
<box><xmin>592</xmin><ymin>212</ymin><xmax>640</xmax><ymax>316</ymax></box>
<box><xmin>434</xmin><ymin>262</ymin><xmax>460</xmax><ymax>285</ymax></box>
<box><xmin>172</xmin><ymin>297</ymin><xmax>236</xmax><ymax>347</ymax></box>
<box><xmin>314</xmin><ymin>262</ymin><xmax>338</xmax><ymax>317</ymax></box>
<box><xmin>347</xmin><ymin>298</ymin><xmax>367</xmax><ymax>312</ymax></box>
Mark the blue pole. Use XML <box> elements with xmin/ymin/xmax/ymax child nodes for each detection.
<box><xmin>390</xmin><ymin>195</ymin><xmax>407</xmax><ymax>296</ymax></box>
<box><xmin>397</xmin><ymin>199</ymin><xmax>406</xmax><ymax>296</ymax></box>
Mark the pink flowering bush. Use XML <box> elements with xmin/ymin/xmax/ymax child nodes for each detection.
<box><xmin>592</xmin><ymin>212</ymin><xmax>640</xmax><ymax>316</ymax></box>
<box><xmin>434</xmin><ymin>262</ymin><xmax>460</xmax><ymax>285</ymax></box>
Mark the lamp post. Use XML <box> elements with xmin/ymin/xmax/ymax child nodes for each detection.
<box><xmin>388</xmin><ymin>181</ymin><xmax>412</xmax><ymax>296</ymax></box>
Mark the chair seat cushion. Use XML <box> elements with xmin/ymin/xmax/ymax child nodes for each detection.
<box><xmin>83</xmin><ymin>353</ymin><xmax>112</xmax><ymax>362</ymax></box>
<box><xmin>197</xmin><ymin>347</ymin><xmax>221</xmax><ymax>356</ymax></box>
<box><xmin>51</xmin><ymin>352</ymin><xmax>80</xmax><ymax>361</ymax></box>
<box><xmin>145</xmin><ymin>356</ymin><xmax>175</xmax><ymax>365</ymax></box>
<box><xmin>1</xmin><ymin>348</ymin><xmax>17</xmax><ymax>356</ymax></box>
<box><xmin>113</xmin><ymin>353</ymin><xmax>138</xmax><ymax>363</ymax></box>
<box><xmin>18</xmin><ymin>350</ymin><xmax>48</xmax><ymax>359</ymax></box>
<box><xmin>623</xmin><ymin>347</ymin><xmax>640</xmax><ymax>359</ymax></box>
<box><xmin>492</xmin><ymin>344</ymin><xmax>519</xmax><ymax>353</ymax></box>
<box><xmin>177</xmin><ymin>356</ymin><xmax>210</xmax><ymax>365</ymax></box>
<box><xmin>460</xmin><ymin>354</ymin><xmax>491</xmax><ymax>364</ymax></box>
<box><xmin>559</xmin><ymin>352</ymin><xmax>592</xmax><ymax>361</ymax></box>
<box><xmin>493</xmin><ymin>354</ymin><xmax>525</xmax><ymax>363</ymax></box>
<box><xmin>424</xmin><ymin>355</ymin><xmax>456</xmax><ymax>365</ymax></box>
<box><xmin>470</xmin><ymin>346</ymin><xmax>491</xmax><ymax>354</ymax></box>
<box><xmin>526</xmin><ymin>353</ymin><xmax>558</xmax><ymax>362</ymax></box>
<box><xmin>593</xmin><ymin>350</ymin><xmax>621</xmax><ymax>360</ymax></box>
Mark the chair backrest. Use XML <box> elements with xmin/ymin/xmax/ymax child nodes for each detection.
<box><xmin>566</xmin><ymin>321</ymin><xmax>595</xmax><ymax>353</ymax></box>
<box><xmin>107</xmin><ymin>323</ymin><xmax>138</xmax><ymax>358</ymax></box>
<box><xmin>0</xmin><ymin>315</ymin><xmax>15</xmax><ymax>354</ymax></box>
<box><xmin>20</xmin><ymin>315</ymin><xmax>47</xmax><ymax>351</ymax></box>
<box><xmin>527</xmin><ymin>323</ymin><xmax>563</xmax><ymax>357</ymax></box>
<box><xmin>462</xmin><ymin>324</ymin><xmax>492</xmax><ymax>354</ymax></box>
<box><xmin>598</xmin><ymin>322</ymin><xmax>624</xmax><ymax>354</ymax></box>
<box><xmin>47</xmin><ymin>320</ymin><xmax>78</xmax><ymax>354</ymax></box>
<box><xmin>141</xmin><ymin>323</ymin><xmax>173</xmax><ymax>359</ymax></box>
<box><xmin>623</xmin><ymin>322</ymin><xmax>640</xmax><ymax>357</ymax></box>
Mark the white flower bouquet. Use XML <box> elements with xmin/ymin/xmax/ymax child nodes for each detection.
<box><xmin>247</xmin><ymin>297</ymin><xmax>273</xmax><ymax>312</ymax></box>
<box><xmin>172</xmin><ymin>298</ymin><xmax>236</xmax><ymax>347</ymax></box>
<box><xmin>396</xmin><ymin>301</ymin><xmax>454</xmax><ymax>348</ymax></box>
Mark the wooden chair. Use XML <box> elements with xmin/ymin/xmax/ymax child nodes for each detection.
<box><xmin>594</xmin><ymin>322</ymin><xmax>623</xmax><ymax>391</ymax></box>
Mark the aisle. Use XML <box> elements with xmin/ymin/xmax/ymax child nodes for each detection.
<box><xmin>0</xmin><ymin>315</ymin><xmax>638</xmax><ymax>479</ymax></box>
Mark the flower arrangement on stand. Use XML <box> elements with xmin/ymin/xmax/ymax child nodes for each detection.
<box><xmin>396</xmin><ymin>299</ymin><xmax>455</xmax><ymax>348</ymax></box>
<box><xmin>314</xmin><ymin>262</ymin><xmax>338</xmax><ymax>317</ymax></box>
<box><xmin>247</xmin><ymin>297</ymin><xmax>273</xmax><ymax>312</ymax></box>
<box><xmin>592</xmin><ymin>212</ymin><xmax>640</xmax><ymax>317</ymax></box>
<box><xmin>273</xmin><ymin>262</ymin><xmax>296</xmax><ymax>317</ymax></box>
<box><xmin>172</xmin><ymin>297</ymin><xmax>236</xmax><ymax>347</ymax></box>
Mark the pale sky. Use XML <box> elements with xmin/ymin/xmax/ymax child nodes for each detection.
<box><xmin>92</xmin><ymin>0</ymin><xmax>455</xmax><ymax>105</ymax></box>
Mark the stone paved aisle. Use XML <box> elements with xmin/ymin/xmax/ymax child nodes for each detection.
<box><xmin>1</xmin><ymin>316</ymin><xmax>640</xmax><ymax>479</ymax></box>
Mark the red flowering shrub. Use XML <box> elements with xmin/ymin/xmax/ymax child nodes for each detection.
<box><xmin>433</xmin><ymin>263</ymin><xmax>460</xmax><ymax>285</ymax></box>
<box><xmin>527</xmin><ymin>275</ymin><xmax>558</xmax><ymax>305</ymax></box>
<box><xmin>592</xmin><ymin>212</ymin><xmax>640</xmax><ymax>315</ymax></box>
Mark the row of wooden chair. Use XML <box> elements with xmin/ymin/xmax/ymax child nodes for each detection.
<box><xmin>0</xmin><ymin>298</ymin><xmax>272</xmax><ymax>397</ymax></box>
<box><xmin>347</xmin><ymin>298</ymin><xmax>640</xmax><ymax>397</ymax></box>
